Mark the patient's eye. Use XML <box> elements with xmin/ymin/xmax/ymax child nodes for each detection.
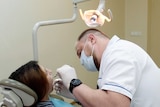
<box><xmin>45</xmin><ymin>69</ymin><xmax>49</xmax><ymax>75</ymax></box>
<box><xmin>45</xmin><ymin>68</ymin><xmax>52</xmax><ymax>76</ymax></box>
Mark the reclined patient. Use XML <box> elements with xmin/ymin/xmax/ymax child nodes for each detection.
<box><xmin>8</xmin><ymin>60</ymin><xmax>74</xmax><ymax>107</ymax></box>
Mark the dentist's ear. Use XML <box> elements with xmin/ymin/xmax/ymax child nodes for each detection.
<box><xmin>88</xmin><ymin>34</ymin><xmax>96</xmax><ymax>44</ymax></box>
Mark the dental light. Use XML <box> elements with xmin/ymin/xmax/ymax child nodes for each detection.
<box><xmin>79</xmin><ymin>0</ymin><xmax>113</xmax><ymax>27</ymax></box>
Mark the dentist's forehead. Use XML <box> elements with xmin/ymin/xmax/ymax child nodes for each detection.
<box><xmin>75</xmin><ymin>40</ymin><xmax>85</xmax><ymax>50</ymax></box>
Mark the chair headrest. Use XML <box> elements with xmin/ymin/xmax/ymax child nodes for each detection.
<box><xmin>0</xmin><ymin>79</ymin><xmax>38</xmax><ymax>106</ymax></box>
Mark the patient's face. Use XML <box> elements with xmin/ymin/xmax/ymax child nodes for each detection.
<box><xmin>40</xmin><ymin>65</ymin><xmax>53</xmax><ymax>93</ymax></box>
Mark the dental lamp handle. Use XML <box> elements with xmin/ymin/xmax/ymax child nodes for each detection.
<box><xmin>97</xmin><ymin>0</ymin><xmax>105</xmax><ymax>12</ymax></box>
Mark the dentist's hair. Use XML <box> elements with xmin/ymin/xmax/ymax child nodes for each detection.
<box><xmin>9</xmin><ymin>60</ymin><xmax>49</xmax><ymax>103</ymax></box>
<box><xmin>77</xmin><ymin>28</ymin><xmax>109</xmax><ymax>41</ymax></box>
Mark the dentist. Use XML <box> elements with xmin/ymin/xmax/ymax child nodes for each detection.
<box><xmin>55</xmin><ymin>28</ymin><xmax>160</xmax><ymax>107</ymax></box>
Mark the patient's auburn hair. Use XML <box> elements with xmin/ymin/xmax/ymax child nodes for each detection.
<box><xmin>9</xmin><ymin>60</ymin><xmax>49</xmax><ymax>102</ymax></box>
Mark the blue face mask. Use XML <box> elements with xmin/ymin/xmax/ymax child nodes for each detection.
<box><xmin>80</xmin><ymin>45</ymin><xmax>98</xmax><ymax>72</ymax></box>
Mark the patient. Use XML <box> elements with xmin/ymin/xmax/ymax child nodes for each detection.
<box><xmin>8</xmin><ymin>60</ymin><xmax>74</xmax><ymax>107</ymax></box>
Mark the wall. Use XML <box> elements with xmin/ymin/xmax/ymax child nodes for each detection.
<box><xmin>125</xmin><ymin>0</ymin><xmax>148</xmax><ymax>50</ymax></box>
<box><xmin>148</xmin><ymin>0</ymin><xmax>160</xmax><ymax>67</ymax></box>
<box><xmin>101</xmin><ymin>0</ymin><xmax>125</xmax><ymax>38</ymax></box>
<box><xmin>125</xmin><ymin>0</ymin><xmax>160</xmax><ymax>67</ymax></box>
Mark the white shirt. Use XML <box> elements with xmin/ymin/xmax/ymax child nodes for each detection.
<box><xmin>98</xmin><ymin>35</ymin><xmax>160</xmax><ymax>107</ymax></box>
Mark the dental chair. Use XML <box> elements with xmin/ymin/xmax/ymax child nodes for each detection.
<box><xmin>0</xmin><ymin>79</ymin><xmax>67</xmax><ymax>107</ymax></box>
<box><xmin>0</xmin><ymin>79</ymin><xmax>38</xmax><ymax>107</ymax></box>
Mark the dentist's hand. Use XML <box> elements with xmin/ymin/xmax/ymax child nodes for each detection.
<box><xmin>56</xmin><ymin>65</ymin><xmax>77</xmax><ymax>89</ymax></box>
<box><xmin>53</xmin><ymin>78</ymin><xmax>76</xmax><ymax>100</ymax></box>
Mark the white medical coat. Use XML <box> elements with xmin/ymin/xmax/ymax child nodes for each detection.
<box><xmin>98</xmin><ymin>35</ymin><xmax>160</xmax><ymax>107</ymax></box>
